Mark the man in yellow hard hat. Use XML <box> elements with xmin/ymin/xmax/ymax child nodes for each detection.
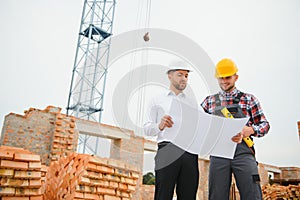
<box><xmin>201</xmin><ymin>58</ymin><xmax>270</xmax><ymax>200</ymax></box>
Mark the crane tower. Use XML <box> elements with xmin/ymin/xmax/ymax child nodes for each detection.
<box><xmin>66</xmin><ymin>0</ymin><xmax>116</xmax><ymax>154</ymax></box>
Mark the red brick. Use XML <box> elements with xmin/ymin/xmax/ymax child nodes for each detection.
<box><xmin>107</xmin><ymin>159</ymin><xmax>126</xmax><ymax>169</ymax></box>
<box><xmin>103</xmin><ymin>195</ymin><xmax>121</xmax><ymax>200</ymax></box>
<box><xmin>29</xmin><ymin>179</ymin><xmax>42</xmax><ymax>188</ymax></box>
<box><xmin>30</xmin><ymin>196</ymin><xmax>43</xmax><ymax>200</ymax></box>
<box><xmin>14</xmin><ymin>153</ymin><xmax>40</xmax><ymax>162</ymax></box>
<box><xmin>0</xmin><ymin>151</ymin><xmax>14</xmax><ymax>160</ymax></box>
<box><xmin>0</xmin><ymin>160</ymin><xmax>28</xmax><ymax>170</ymax></box>
<box><xmin>28</xmin><ymin>162</ymin><xmax>42</xmax><ymax>170</ymax></box>
<box><xmin>0</xmin><ymin>186</ymin><xmax>16</xmax><ymax>195</ymax></box>
<box><xmin>15</xmin><ymin>188</ymin><xmax>41</xmax><ymax>196</ymax></box>
<box><xmin>127</xmin><ymin>184</ymin><xmax>136</xmax><ymax>192</ymax></box>
<box><xmin>84</xmin><ymin>193</ymin><xmax>100</xmax><ymax>200</ymax></box>
<box><xmin>131</xmin><ymin>172</ymin><xmax>140</xmax><ymax>179</ymax></box>
<box><xmin>97</xmin><ymin>165</ymin><xmax>114</xmax><ymax>174</ymax></box>
<box><xmin>115</xmin><ymin>190</ymin><xmax>130</xmax><ymax>198</ymax></box>
<box><xmin>0</xmin><ymin>178</ymin><xmax>29</xmax><ymax>187</ymax></box>
<box><xmin>79</xmin><ymin>176</ymin><xmax>90</xmax><ymax>185</ymax></box>
<box><xmin>87</xmin><ymin>163</ymin><xmax>97</xmax><ymax>171</ymax></box>
<box><xmin>0</xmin><ymin>169</ymin><xmax>14</xmax><ymax>177</ymax></box>
<box><xmin>110</xmin><ymin>175</ymin><xmax>121</xmax><ymax>182</ymax></box>
<box><xmin>118</xmin><ymin>183</ymin><xmax>128</xmax><ymax>191</ymax></box>
<box><xmin>89</xmin><ymin>156</ymin><xmax>108</xmax><ymax>166</ymax></box>
<box><xmin>109</xmin><ymin>181</ymin><xmax>119</xmax><ymax>188</ymax></box>
<box><xmin>73</xmin><ymin>191</ymin><xmax>84</xmax><ymax>198</ymax></box>
<box><xmin>14</xmin><ymin>171</ymin><xmax>41</xmax><ymax>179</ymax></box>
<box><xmin>97</xmin><ymin>187</ymin><xmax>116</xmax><ymax>195</ymax></box>
<box><xmin>40</xmin><ymin>165</ymin><xmax>47</xmax><ymax>173</ymax></box>
<box><xmin>2</xmin><ymin>197</ymin><xmax>30</xmax><ymax>200</ymax></box>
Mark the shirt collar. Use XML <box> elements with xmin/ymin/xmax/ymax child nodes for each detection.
<box><xmin>166</xmin><ymin>90</ymin><xmax>186</xmax><ymax>98</ymax></box>
<box><xmin>218</xmin><ymin>88</ymin><xmax>239</xmax><ymax>99</ymax></box>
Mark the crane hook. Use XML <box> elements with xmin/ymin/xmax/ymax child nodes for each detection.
<box><xmin>143</xmin><ymin>32</ymin><xmax>150</xmax><ymax>42</ymax></box>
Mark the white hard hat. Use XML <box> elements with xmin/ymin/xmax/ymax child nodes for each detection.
<box><xmin>167</xmin><ymin>60</ymin><xmax>192</xmax><ymax>73</ymax></box>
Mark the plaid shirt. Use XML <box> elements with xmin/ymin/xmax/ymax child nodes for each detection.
<box><xmin>201</xmin><ymin>88</ymin><xmax>270</xmax><ymax>137</ymax></box>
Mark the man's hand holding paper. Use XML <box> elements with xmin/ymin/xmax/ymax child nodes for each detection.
<box><xmin>164</xmin><ymin>99</ymin><xmax>249</xmax><ymax>159</ymax></box>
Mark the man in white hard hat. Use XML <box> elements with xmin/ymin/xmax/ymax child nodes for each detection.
<box><xmin>143</xmin><ymin>60</ymin><xmax>199</xmax><ymax>200</ymax></box>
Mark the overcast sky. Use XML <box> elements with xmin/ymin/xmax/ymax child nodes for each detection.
<box><xmin>0</xmin><ymin>0</ymin><xmax>299</xmax><ymax>171</ymax></box>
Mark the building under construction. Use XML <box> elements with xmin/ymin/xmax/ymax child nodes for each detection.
<box><xmin>1</xmin><ymin>0</ymin><xmax>299</xmax><ymax>199</ymax></box>
<box><xmin>0</xmin><ymin>105</ymin><xmax>299</xmax><ymax>200</ymax></box>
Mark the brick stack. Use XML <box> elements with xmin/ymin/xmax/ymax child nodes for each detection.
<box><xmin>0</xmin><ymin>146</ymin><xmax>46</xmax><ymax>200</ymax></box>
<box><xmin>44</xmin><ymin>153</ymin><xmax>140</xmax><ymax>200</ymax></box>
<box><xmin>50</xmin><ymin>113</ymin><xmax>78</xmax><ymax>162</ymax></box>
<box><xmin>262</xmin><ymin>184</ymin><xmax>300</xmax><ymax>199</ymax></box>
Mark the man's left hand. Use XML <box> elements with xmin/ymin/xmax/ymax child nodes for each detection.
<box><xmin>241</xmin><ymin>126</ymin><xmax>254</xmax><ymax>138</ymax></box>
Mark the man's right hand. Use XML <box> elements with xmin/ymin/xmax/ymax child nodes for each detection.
<box><xmin>158</xmin><ymin>115</ymin><xmax>174</xmax><ymax>131</ymax></box>
<box><xmin>231</xmin><ymin>132</ymin><xmax>243</xmax><ymax>143</ymax></box>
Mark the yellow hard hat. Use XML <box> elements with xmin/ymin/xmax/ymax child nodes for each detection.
<box><xmin>215</xmin><ymin>58</ymin><xmax>238</xmax><ymax>78</ymax></box>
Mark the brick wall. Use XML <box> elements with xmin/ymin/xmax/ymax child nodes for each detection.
<box><xmin>0</xmin><ymin>106</ymin><xmax>79</xmax><ymax>165</ymax></box>
<box><xmin>258</xmin><ymin>163</ymin><xmax>275</xmax><ymax>185</ymax></box>
<box><xmin>280</xmin><ymin>167</ymin><xmax>300</xmax><ymax>179</ymax></box>
<box><xmin>140</xmin><ymin>185</ymin><xmax>155</xmax><ymax>200</ymax></box>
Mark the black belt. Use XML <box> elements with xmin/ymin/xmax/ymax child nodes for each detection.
<box><xmin>158</xmin><ymin>141</ymin><xmax>171</xmax><ymax>148</ymax></box>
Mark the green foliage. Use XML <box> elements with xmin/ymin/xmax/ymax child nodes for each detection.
<box><xmin>143</xmin><ymin>172</ymin><xmax>155</xmax><ymax>185</ymax></box>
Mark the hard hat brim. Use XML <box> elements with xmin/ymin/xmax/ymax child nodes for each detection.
<box><xmin>215</xmin><ymin>71</ymin><xmax>237</xmax><ymax>78</ymax></box>
<box><xmin>167</xmin><ymin>68</ymin><xmax>192</xmax><ymax>73</ymax></box>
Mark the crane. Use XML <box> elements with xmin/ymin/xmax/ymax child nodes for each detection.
<box><xmin>66</xmin><ymin>0</ymin><xmax>116</xmax><ymax>154</ymax></box>
<box><xmin>66</xmin><ymin>0</ymin><xmax>152</xmax><ymax>155</ymax></box>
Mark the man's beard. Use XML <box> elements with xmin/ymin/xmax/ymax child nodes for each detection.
<box><xmin>174</xmin><ymin>82</ymin><xmax>186</xmax><ymax>91</ymax></box>
<box><xmin>221</xmin><ymin>84</ymin><xmax>235</xmax><ymax>92</ymax></box>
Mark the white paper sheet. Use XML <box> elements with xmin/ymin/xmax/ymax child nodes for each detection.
<box><xmin>163</xmin><ymin>99</ymin><xmax>249</xmax><ymax>159</ymax></box>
